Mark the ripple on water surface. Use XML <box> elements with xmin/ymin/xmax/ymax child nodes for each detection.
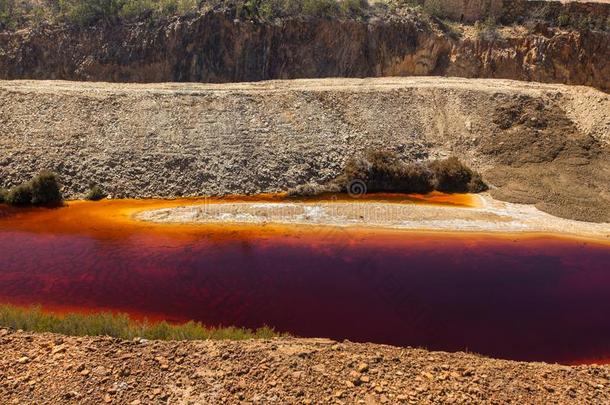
<box><xmin>0</xmin><ymin>198</ymin><xmax>609</xmax><ymax>364</ymax></box>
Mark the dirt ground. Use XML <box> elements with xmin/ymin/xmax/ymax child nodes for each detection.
<box><xmin>1</xmin><ymin>77</ymin><xmax>609</xmax><ymax>222</ymax></box>
<box><xmin>1</xmin><ymin>328</ymin><xmax>609</xmax><ymax>404</ymax></box>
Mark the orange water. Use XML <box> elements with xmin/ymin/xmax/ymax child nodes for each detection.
<box><xmin>0</xmin><ymin>194</ymin><xmax>609</xmax><ymax>364</ymax></box>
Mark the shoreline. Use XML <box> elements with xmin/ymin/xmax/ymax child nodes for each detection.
<box><xmin>2</xmin><ymin>329</ymin><xmax>609</xmax><ymax>404</ymax></box>
<box><xmin>2</xmin><ymin>193</ymin><xmax>610</xmax><ymax>245</ymax></box>
<box><xmin>134</xmin><ymin>193</ymin><xmax>610</xmax><ymax>244</ymax></box>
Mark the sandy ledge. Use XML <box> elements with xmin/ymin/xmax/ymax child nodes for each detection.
<box><xmin>135</xmin><ymin>194</ymin><xmax>610</xmax><ymax>243</ymax></box>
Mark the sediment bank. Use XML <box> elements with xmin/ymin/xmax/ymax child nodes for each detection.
<box><xmin>1</xmin><ymin>77</ymin><xmax>609</xmax><ymax>222</ymax></box>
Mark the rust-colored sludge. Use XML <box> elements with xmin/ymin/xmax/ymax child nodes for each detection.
<box><xmin>0</xmin><ymin>195</ymin><xmax>609</xmax><ymax>364</ymax></box>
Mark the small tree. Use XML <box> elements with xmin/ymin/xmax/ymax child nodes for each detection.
<box><xmin>29</xmin><ymin>171</ymin><xmax>63</xmax><ymax>206</ymax></box>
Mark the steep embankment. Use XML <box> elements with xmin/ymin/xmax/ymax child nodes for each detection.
<box><xmin>1</xmin><ymin>329</ymin><xmax>609</xmax><ymax>404</ymax></box>
<box><xmin>0</xmin><ymin>77</ymin><xmax>608</xmax><ymax>222</ymax></box>
<box><xmin>0</xmin><ymin>11</ymin><xmax>608</xmax><ymax>91</ymax></box>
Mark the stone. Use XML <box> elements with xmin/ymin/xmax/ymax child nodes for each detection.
<box><xmin>52</xmin><ymin>345</ymin><xmax>66</xmax><ymax>355</ymax></box>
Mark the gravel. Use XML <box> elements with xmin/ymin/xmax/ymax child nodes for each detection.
<box><xmin>1</xmin><ymin>328</ymin><xmax>609</xmax><ymax>404</ymax></box>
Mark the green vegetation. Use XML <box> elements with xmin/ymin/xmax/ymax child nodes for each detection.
<box><xmin>0</xmin><ymin>188</ymin><xmax>7</xmax><ymax>203</ymax></box>
<box><xmin>557</xmin><ymin>13</ymin><xmax>570</xmax><ymax>28</ymax></box>
<box><xmin>85</xmin><ymin>185</ymin><xmax>107</xmax><ymax>201</ymax></box>
<box><xmin>224</xmin><ymin>0</ymin><xmax>371</xmax><ymax>21</ymax></box>
<box><xmin>428</xmin><ymin>156</ymin><xmax>487</xmax><ymax>193</ymax></box>
<box><xmin>1</xmin><ymin>0</ymin><xmax>609</xmax><ymax>30</ymax></box>
<box><xmin>474</xmin><ymin>17</ymin><xmax>503</xmax><ymax>42</ymax></box>
<box><xmin>289</xmin><ymin>150</ymin><xmax>488</xmax><ymax>197</ymax></box>
<box><xmin>2</xmin><ymin>171</ymin><xmax>63</xmax><ymax>207</ymax></box>
<box><xmin>0</xmin><ymin>304</ymin><xmax>280</xmax><ymax>340</ymax></box>
<box><xmin>0</xmin><ymin>0</ymin><xmax>375</xmax><ymax>27</ymax></box>
<box><xmin>421</xmin><ymin>0</ymin><xmax>446</xmax><ymax>19</ymax></box>
<box><xmin>29</xmin><ymin>171</ymin><xmax>64</xmax><ymax>206</ymax></box>
<box><xmin>340</xmin><ymin>150</ymin><xmax>435</xmax><ymax>194</ymax></box>
<box><xmin>5</xmin><ymin>183</ymin><xmax>33</xmax><ymax>206</ymax></box>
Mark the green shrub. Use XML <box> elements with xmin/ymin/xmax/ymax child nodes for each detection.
<box><xmin>356</xmin><ymin>150</ymin><xmax>434</xmax><ymax>194</ymax></box>
<box><xmin>422</xmin><ymin>0</ymin><xmax>446</xmax><ymax>19</ymax></box>
<box><xmin>5</xmin><ymin>184</ymin><xmax>32</xmax><ymax>206</ymax></box>
<box><xmin>557</xmin><ymin>13</ymin><xmax>570</xmax><ymax>28</ymax></box>
<box><xmin>428</xmin><ymin>156</ymin><xmax>487</xmax><ymax>193</ymax></box>
<box><xmin>0</xmin><ymin>188</ymin><xmax>7</xmax><ymax>203</ymax></box>
<box><xmin>29</xmin><ymin>171</ymin><xmax>63</xmax><ymax>206</ymax></box>
<box><xmin>85</xmin><ymin>185</ymin><xmax>107</xmax><ymax>201</ymax></box>
<box><xmin>3</xmin><ymin>171</ymin><xmax>63</xmax><ymax>207</ymax></box>
<box><xmin>0</xmin><ymin>0</ymin><xmax>15</xmax><ymax>28</ymax></box>
<box><xmin>439</xmin><ymin>19</ymin><xmax>462</xmax><ymax>40</ymax></box>
<box><xmin>467</xmin><ymin>171</ymin><xmax>488</xmax><ymax>193</ymax></box>
<box><xmin>161</xmin><ymin>0</ymin><xmax>197</xmax><ymax>15</ymax></box>
<box><xmin>59</xmin><ymin>0</ymin><xmax>124</xmax><ymax>25</ymax></box>
<box><xmin>289</xmin><ymin>150</ymin><xmax>487</xmax><ymax>197</ymax></box>
<box><xmin>339</xmin><ymin>0</ymin><xmax>368</xmax><ymax>17</ymax></box>
<box><xmin>0</xmin><ymin>304</ymin><xmax>281</xmax><ymax>341</ymax></box>
<box><xmin>0</xmin><ymin>0</ymin><xmax>35</xmax><ymax>28</ymax></box>
<box><xmin>119</xmin><ymin>0</ymin><xmax>156</xmax><ymax>18</ymax></box>
<box><xmin>302</xmin><ymin>0</ymin><xmax>340</xmax><ymax>18</ymax></box>
<box><xmin>576</xmin><ymin>15</ymin><xmax>592</xmax><ymax>31</ymax></box>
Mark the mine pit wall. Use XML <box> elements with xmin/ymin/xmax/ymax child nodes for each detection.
<box><xmin>0</xmin><ymin>78</ymin><xmax>609</xmax><ymax>222</ymax></box>
<box><xmin>0</xmin><ymin>11</ymin><xmax>608</xmax><ymax>92</ymax></box>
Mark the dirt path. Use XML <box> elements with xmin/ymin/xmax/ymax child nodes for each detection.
<box><xmin>1</xmin><ymin>328</ymin><xmax>609</xmax><ymax>404</ymax></box>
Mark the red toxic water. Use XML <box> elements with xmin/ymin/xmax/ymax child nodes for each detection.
<box><xmin>0</xmin><ymin>198</ymin><xmax>609</xmax><ymax>364</ymax></box>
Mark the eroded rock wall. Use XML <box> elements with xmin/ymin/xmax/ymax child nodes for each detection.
<box><xmin>0</xmin><ymin>12</ymin><xmax>608</xmax><ymax>91</ymax></box>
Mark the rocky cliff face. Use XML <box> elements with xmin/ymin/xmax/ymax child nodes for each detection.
<box><xmin>0</xmin><ymin>12</ymin><xmax>608</xmax><ymax>91</ymax></box>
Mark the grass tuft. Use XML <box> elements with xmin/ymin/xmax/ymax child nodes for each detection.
<box><xmin>0</xmin><ymin>304</ymin><xmax>281</xmax><ymax>341</ymax></box>
<box><xmin>85</xmin><ymin>185</ymin><xmax>107</xmax><ymax>201</ymax></box>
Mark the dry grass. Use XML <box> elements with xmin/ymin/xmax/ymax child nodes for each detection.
<box><xmin>0</xmin><ymin>304</ymin><xmax>280</xmax><ymax>341</ymax></box>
